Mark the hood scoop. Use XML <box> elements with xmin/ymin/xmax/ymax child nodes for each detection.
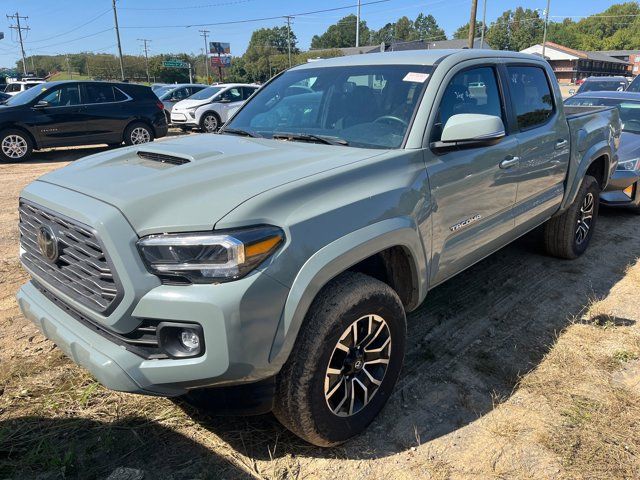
<box><xmin>137</xmin><ymin>150</ymin><xmax>191</xmax><ymax>166</ymax></box>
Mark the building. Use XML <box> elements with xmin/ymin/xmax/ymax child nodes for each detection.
<box><xmin>520</xmin><ymin>42</ymin><xmax>630</xmax><ymax>83</ymax></box>
<box><xmin>598</xmin><ymin>50</ymin><xmax>640</xmax><ymax>77</ymax></box>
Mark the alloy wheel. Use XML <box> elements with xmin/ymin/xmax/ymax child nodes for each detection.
<box><xmin>1</xmin><ymin>134</ymin><xmax>28</xmax><ymax>159</ymax></box>
<box><xmin>324</xmin><ymin>314</ymin><xmax>391</xmax><ymax>417</ymax></box>
<box><xmin>130</xmin><ymin>127</ymin><xmax>151</xmax><ymax>144</ymax></box>
<box><xmin>575</xmin><ymin>192</ymin><xmax>594</xmax><ymax>245</ymax></box>
<box><xmin>203</xmin><ymin>115</ymin><xmax>218</xmax><ymax>132</ymax></box>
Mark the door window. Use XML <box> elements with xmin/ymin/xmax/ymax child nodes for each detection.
<box><xmin>506</xmin><ymin>66</ymin><xmax>554</xmax><ymax>130</ymax></box>
<box><xmin>83</xmin><ymin>84</ymin><xmax>116</xmax><ymax>104</ymax></box>
<box><xmin>221</xmin><ymin>87</ymin><xmax>242</xmax><ymax>102</ymax></box>
<box><xmin>5</xmin><ymin>83</ymin><xmax>21</xmax><ymax>93</ymax></box>
<box><xmin>242</xmin><ymin>87</ymin><xmax>258</xmax><ymax>100</ymax></box>
<box><xmin>432</xmin><ymin>66</ymin><xmax>503</xmax><ymax>142</ymax></box>
<box><xmin>170</xmin><ymin>87</ymin><xmax>190</xmax><ymax>101</ymax></box>
<box><xmin>41</xmin><ymin>84</ymin><xmax>81</xmax><ymax>107</ymax></box>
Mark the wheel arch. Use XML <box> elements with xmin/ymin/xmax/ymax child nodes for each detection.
<box><xmin>0</xmin><ymin>124</ymin><xmax>38</xmax><ymax>149</ymax></box>
<box><xmin>268</xmin><ymin>217</ymin><xmax>428</xmax><ymax>367</ymax></box>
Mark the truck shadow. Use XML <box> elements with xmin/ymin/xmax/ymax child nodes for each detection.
<box><xmin>178</xmin><ymin>208</ymin><xmax>639</xmax><ymax>461</ymax></box>
<box><xmin>0</xmin><ymin>416</ymin><xmax>254</xmax><ymax>479</ymax></box>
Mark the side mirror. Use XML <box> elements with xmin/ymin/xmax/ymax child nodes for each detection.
<box><xmin>440</xmin><ymin>113</ymin><xmax>505</xmax><ymax>144</ymax></box>
<box><xmin>218</xmin><ymin>97</ymin><xmax>231</xmax><ymax>103</ymax></box>
<box><xmin>34</xmin><ymin>100</ymin><xmax>49</xmax><ymax>108</ymax></box>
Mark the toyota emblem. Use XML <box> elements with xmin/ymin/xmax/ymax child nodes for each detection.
<box><xmin>37</xmin><ymin>225</ymin><xmax>59</xmax><ymax>263</ymax></box>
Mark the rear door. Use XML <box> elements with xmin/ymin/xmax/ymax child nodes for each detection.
<box><xmin>32</xmin><ymin>83</ymin><xmax>86</xmax><ymax>147</ymax></box>
<box><xmin>80</xmin><ymin>83</ymin><xmax>129</xmax><ymax>144</ymax></box>
<box><xmin>425</xmin><ymin>63</ymin><xmax>520</xmax><ymax>285</ymax></box>
<box><xmin>505</xmin><ymin>64</ymin><xmax>570</xmax><ymax>230</ymax></box>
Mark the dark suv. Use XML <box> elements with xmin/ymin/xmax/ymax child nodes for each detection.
<box><xmin>0</xmin><ymin>81</ymin><xmax>168</xmax><ymax>162</ymax></box>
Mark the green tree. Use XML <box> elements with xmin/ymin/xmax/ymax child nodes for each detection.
<box><xmin>414</xmin><ymin>13</ymin><xmax>446</xmax><ymax>41</ymax></box>
<box><xmin>452</xmin><ymin>21</ymin><xmax>485</xmax><ymax>40</ymax></box>
<box><xmin>310</xmin><ymin>15</ymin><xmax>370</xmax><ymax>49</ymax></box>
<box><xmin>486</xmin><ymin>8</ymin><xmax>544</xmax><ymax>51</ymax></box>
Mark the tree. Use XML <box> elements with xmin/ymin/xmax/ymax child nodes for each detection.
<box><xmin>414</xmin><ymin>13</ymin><xmax>446</xmax><ymax>41</ymax></box>
<box><xmin>310</xmin><ymin>15</ymin><xmax>370</xmax><ymax>49</ymax></box>
<box><xmin>486</xmin><ymin>8</ymin><xmax>544</xmax><ymax>51</ymax></box>
<box><xmin>453</xmin><ymin>21</ymin><xmax>485</xmax><ymax>40</ymax></box>
<box><xmin>246</xmin><ymin>26</ymin><xmax>298</xmax><ymax>54</ymax></box>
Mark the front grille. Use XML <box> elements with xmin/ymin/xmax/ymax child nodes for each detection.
<box><xmin>137</xmin><ymin>150</ymin><xmax>190</xmax><ymax>166</ymax></box>
<box><xmin>19</xmin><ymin>200</ymin><xmax>123</xmax><ymax>314</ymax></box>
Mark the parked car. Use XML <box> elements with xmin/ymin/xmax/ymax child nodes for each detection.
<box><xmin>154</xmin><ymin>83</ymin><xmax>208</xmax><ymax>121</ymax></box>
<box><xmin>565</xmin><ymin>90</ymin><xmax>640</xmax><ymax>213</ymax></box>
<box><xmin>170</xmin><ymin>83</ymin><xmax>259</xmax><ymax>132</ymax></box>
<box><xmin>4</xmin><ymin>80</ymin><xmax>45</xmax><ymax>96</ymax></box>
<box><xmin>571</xmin><ymin>76</ymin><xmax>630</xmax><ymax>95</ymax></box>
<box><xmin>17</xmin><ymin>50</ymin><xmax>619</xmax><ymax>446</ymax></box>
<box><xmin>0</xmin><ymin>80</ymin><xmax>167</xmax><ymax>162</ymax></box>
<box><xmin>151</xmin><ymin>83</ymin><xmax>170</xmax><ymax>92</ymax></box>
<box><xmin>626</xmin><ymin>75</ymin><xmax>640</xmax><ymax>92</ymax></box>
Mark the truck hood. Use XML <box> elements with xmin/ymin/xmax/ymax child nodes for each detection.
<box><xmin>618</xmin><ymin>131</ymin><xmax>640</xmax><ymax>161</ymax></box>
<box><xmin>38</xmin><ymin>134</ymin><xmax>385</xmax><ymax>236</ymax></box>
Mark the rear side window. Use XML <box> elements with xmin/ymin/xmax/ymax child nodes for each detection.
<box><xmin>432</xmin><ymin>66</ymin><xmax>504</xmax><ymax>142</ymax></box>
<box><xmin>84</xmin><ymin>84</ymin><xmax>116</xmax><ymax>104</ymax></box>
<box><xmin>114</xmin><ymin>87</ymin><xmax>128</xmax><ymax>101</ymax></box>
<box><xmin>507</xmin><ymin>66</ymin><xmax>554</xmax><ymax>130</ymax></box>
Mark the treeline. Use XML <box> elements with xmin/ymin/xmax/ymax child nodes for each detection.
<box><xmin>16</xmin><ymin>2</ymin><xmax>640</xmax><ymax>84</ymax></box>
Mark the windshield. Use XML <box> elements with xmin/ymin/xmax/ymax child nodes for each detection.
<box><xmin>565</xmin><ymin>96</ymin><xmax>640</xmax><ymax>134</ymax></box>
<box><xmin>4</xmin><ymin>83</ymin><xmax>48</xmax><ymax>106</ymax></box>
<box><xmin>577</xmin><ymin>80</ymin><xmax>627</xmax><ymax>93</ymax></box>
<box><xmin>226</xmin><ymin>64</ymin><xmax>433</xmax><ymax>149</ymax></box>
<box><xmin>155</xmin><ymin>86</ymin><xmax>174</xmax><ymax>98</ymax></box>
<box><xmin>189</xmin><ymin>86</ymin><xmax>222</xmax><ymax>101</ymax></box>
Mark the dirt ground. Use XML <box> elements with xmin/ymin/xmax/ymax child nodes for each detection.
<box><xmin>1</xmin><ymin>138</ymin><xmax>639</xmax><ymax>479</ymax></box>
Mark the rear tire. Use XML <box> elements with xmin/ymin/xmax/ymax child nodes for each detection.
<box><xmin>273</xmin><ymin>272</ymin><xmax>406</xmax><ymax>447</ymax></box>
<box><xmin>200</xmin><ymin>112</ymin><xmax>220</xmax><ymax>133</ymax></box>
<box><xmin>124</xmin><ymin>122</ymin><xmax>154</xmax><ymax>146</ymax></box>
<box><xmin>0</xmin><ymin>129</ymin><xmax>33</xmax><ymax>163</ymax></box>
<box><xmin>544</xmin><ymin>175</ymin><xmax>600</xmax><ymax>259</ymax></box>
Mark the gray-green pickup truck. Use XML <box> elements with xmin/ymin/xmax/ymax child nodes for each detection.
<box><xmin>17</xmin><ymin>50</ymin><xmax>620</xmax><ymax>446</ymax></box>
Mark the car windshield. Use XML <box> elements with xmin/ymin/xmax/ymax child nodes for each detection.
<box><xmin>3</xmin><ymin>83</ymin><xmax>48</xmax><ymax>106</ymax></box>
<box><xmin>577</xmin><ymin>80</ymin><xmax>627</xmax><ymax>93</ymax></box>
<box><xmin>189</xmin><ymin>86</ymin><xmax>222</xmax><ymax>100</ymax></box>
<box><xmin>226</xmin><ymin>64</ymin><xmax>433</xmax><ymax>149</ymax></box>
<box><xmin>565</xmin><ymin>96</ymin><xmax>640</xmax><ymax>134</ymax></box>
<box><xmin>155</xmin><ymin>86</ymin><xmax>174</xmax><ymax>98</ymax></box>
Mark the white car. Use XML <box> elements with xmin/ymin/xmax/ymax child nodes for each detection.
<box><xmin>170</xmin><ymin>83</ymin><xmax>259</xmax><ymax>132</ymax></box>
<box><xmin>4</xmin><ymin>80</ymin><xmax>45</xmax><ymax>96</ymax></box>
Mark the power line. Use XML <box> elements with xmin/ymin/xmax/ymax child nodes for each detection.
<box><xmin>25</xmin><ymin>9</ymin><xmax>111</xmax><ymax>44</ymax></box>
<box><xmin>7</xmin><ymin>12</ymin><xmax>30</xmax><ymax>75</ymax></box>
<box><xmin>120</xmin><ymin>0</ymin><xmax>258</xmax><ymax>11</ymax></box>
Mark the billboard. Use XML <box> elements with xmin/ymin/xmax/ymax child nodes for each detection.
<box><xmin>209</xmin><ymin>42</ymin><xmax>230</xmax><ymax>55</ymax></box>
<box><xmin>211</xmin><ymin>55</ymin><xmax>231</xmax><ymax>68</ymax></box>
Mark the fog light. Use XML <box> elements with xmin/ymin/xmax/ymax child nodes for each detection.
<box><xmin>623</xmin><ymin>185</ymin><xmax>634</xmax><ymax>198</ymax></box>
<box><xmin>157</xmin><ymin>322</ymin><xmax>204</xmax><ymax>358</ymax></box>
<box><xmin>180</xmin><ymin>329</ymin><xmax>200</xmax><ymax>350</ymax></box>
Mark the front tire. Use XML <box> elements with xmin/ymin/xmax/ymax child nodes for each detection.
<box><xmin>124</xmin><ymin>122</ymin><xmax>154</xmax><ymax>146</ymax></box>
<box><xmin>0</xmin><ymin>129</ymin><xmax>33</xmax><ymax>163</ymax></box>
<box><xmin>544</xmin><ymin>175</ymin><xmax>600</xmax><ymax>259</ymax></box>
<box><xmin>273</xmin><ymin>272</ymin><xmax>406</xmax><ymax>446</ymax></box>
<box><xmin>200</xmin><ymin>112</ymin><xmax>220</xmax><ymax>133</ymax></box>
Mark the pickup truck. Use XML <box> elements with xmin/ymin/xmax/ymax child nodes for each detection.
<box><xmin>16</xmin><ymin>50</ymin><xmax>620</xmax><ymax>447</ymax></box>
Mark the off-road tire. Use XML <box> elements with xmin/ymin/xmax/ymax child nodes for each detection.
<box><xmin>544</xmin><ymin>175</ymin><xmax>600</xmax><ymax>259</ymax></box>
<box><xmin>0</xmin><ymin>129</ymin><xmax>33</xmax><ymax>163</ymax></box>
<box><xmin>273</xmin><ymin>272</ymin><xmax>406</xmax><ymax>447</ymax></box>
<box><xmin>200</xmin><ymin>112</ymin><xmax>220</xmax><ymax>133</ymax></box>
<box><xmin>124</xmin><ymin>122</ymin><xmax>154</xmax><ymax>146</ymax></box>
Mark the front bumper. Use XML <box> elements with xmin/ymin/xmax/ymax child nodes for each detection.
<box><xmin>601</xmin><ymin>168</ymin><xmax>639</xmax><ymax>207</ymax></box>
<box><xmin>170</xmin><ymin>111</ymin><xmax>198</xmax><ymax>126</ymax></box>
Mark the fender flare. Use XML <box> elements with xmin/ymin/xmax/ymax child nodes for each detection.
<box><xmin>559</xmin><ymin>141</ymin><xmax>612</xmax><ymax>212</ymax></box>
<box><xmin>267</xmin><ymin>216</ymin><xmax>428</xmax><ymax>367</ymax></box>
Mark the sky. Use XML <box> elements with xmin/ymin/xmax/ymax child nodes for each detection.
<box><xmin>0</xmin><ymin>0</ymin><xmax>622</xmax><ymax>69</ymax></box>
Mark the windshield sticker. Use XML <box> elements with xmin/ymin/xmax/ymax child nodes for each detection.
<box><xmin>403</xmin><ymin>72</ymin><xmax>430</xmax><ymax>83</ymax></box>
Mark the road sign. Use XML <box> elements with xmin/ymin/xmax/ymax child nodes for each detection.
<box><xmin>211</xmin><ymin>55</ymin><xmax>231</xmax><ymax>68</ymax></box>
<box><xmin>162</xmin><ymin>60</ymin><xmax>189</xmax><ymax>68</ymax></box>
<box><xmin>209</xmin><ymin>42</ymin><xmax>230</xmax><ymax>55</ymax></box>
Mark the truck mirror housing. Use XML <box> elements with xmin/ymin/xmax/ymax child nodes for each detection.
<box><xmin>441</xmin><ymin>113</ymin><xmax>505</xmax><ymax>143</ymax></box>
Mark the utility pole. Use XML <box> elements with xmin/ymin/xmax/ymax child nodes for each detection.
<box><xmin>112</xmin><ymin>0</ymin><xmax>125</xmax><ymax>80</ymax></box>
<box><xmin>284</xmin><ymin>16</ymin><xmax>293</xmax><ymax>68</ymax></box>
<box><xmin>480</xmin><ymin>0</ymin><xmax>487</xmax><ymax>48</ymax></box>
<box><xmin>468</xmin><ymin>0</ymin><xmax>478</xmax><ymax>49</ymax></box>
<box><xmin>65</xmin><ymin>55</ymin><xmax>72</xmax><ymax>79</ymax></box>
<box><xmin>7</xmin><ymin>12</ymin><xmax>29</xmax><ymax>76</ymax></box>
<box><xmin>355</xmin><ymin>0</ymin><xmax>361</xmax><ymax>47</ymax></box>
<box><xmin>541</xmin><ymin>0</ymin><xmax>551</xmax><ymax>58</ymax></box>
<box><xmin>199</xmin><ymin>30</ymin><xmax>210</xmax><ymax>83</ymax></box>
<box><xmin>138</xmin><ymin>38</ymin><xmax>151</xmax><ymax>83</ymax></box>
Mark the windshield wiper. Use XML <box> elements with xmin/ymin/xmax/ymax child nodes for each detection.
<box><xmin>220</xmin><ymin>127</ymin><xmax>261</xmax><ymax>138</ymax></box>
<box><xmin>272</xmin><ymin>132</ymin><xmax>349</xmax><ymax>146</ymax></box>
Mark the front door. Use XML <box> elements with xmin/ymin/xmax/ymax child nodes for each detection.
<box><xmin>32</xmin><ymin>83</ymin><xmax>85</xmax><ymax>147</ymax></box>
<box><xmin>425</xmin><ymin>65</ymin><xmax>520</xmax><ymax>285</ymax></box>
<box><xmin>218</xmin><ymin>86</ymin><xmax>244</xmax><ymax>122</ymax></box>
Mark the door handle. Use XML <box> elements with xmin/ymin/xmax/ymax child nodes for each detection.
<box><xmin>555</xmin><ymin>139</ymin><xmax>568</xmax><ymax>150</ymax></box>
<box><xmin>499</xmin><ymin>156</ymin><xmax>520</xmax><ymax>169</ymax></box>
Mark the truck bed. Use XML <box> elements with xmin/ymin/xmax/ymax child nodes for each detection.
<box><xmin>564</xmin><ymin>104</ymin><xmax>613</xmax><ymax>119</ymax></box>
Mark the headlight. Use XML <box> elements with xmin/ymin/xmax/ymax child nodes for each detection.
<box><xmin>137</xmin><ymin>226</ymin><xmax>284</xmax><ymax>283</ymax></box>
<box><xmin>617</xmin><ymin>158</ymin><xmax>640</xmax><ymax>171</ymax></box>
